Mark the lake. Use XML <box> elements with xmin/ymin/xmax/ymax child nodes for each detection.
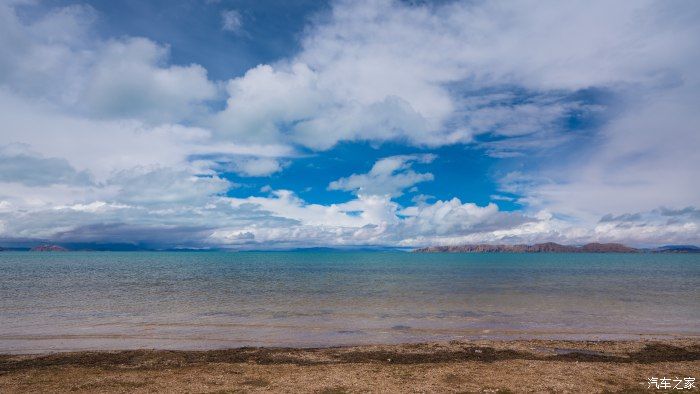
<box><xmin>1</xmin><ymin>251</ymin><xmax>698</xmax><ymax>353</ymax></box>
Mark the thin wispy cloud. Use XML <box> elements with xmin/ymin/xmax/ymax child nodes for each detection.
<box><xmin>221</xmin><ymin>9</ymin><xmax>242</xmax><ymax>33</ymax></box>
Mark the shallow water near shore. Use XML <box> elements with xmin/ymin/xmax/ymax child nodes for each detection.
<box><xmin>1</xmin><ymin>251</ymin><xmax>698</xmax><ymax>353</ymax></box>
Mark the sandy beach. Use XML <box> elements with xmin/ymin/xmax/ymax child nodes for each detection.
<box><xmin>1</xmin><ymin>338</ymin><xmax>698</xmax><ymax>393</ymax></box>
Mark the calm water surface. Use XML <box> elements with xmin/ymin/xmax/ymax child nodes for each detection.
<box><xmin>1</xmin><ymin>251</ymin><xmax>698</xmax><ymax>353</ymax></box>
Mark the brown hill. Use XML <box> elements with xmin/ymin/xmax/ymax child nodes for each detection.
<box><xmin>414</xmin><ymin>242</ymin><xmax>639</xmax><ymax>253</ymax></box>
<box><xmin>579</xmin><ymin>242</ymin><xmax>637</xmax><ymax>253</ymax></box>
<box><xmin>29</xmin><ymin>245</ymin><xmax>68</xmax><ymax>252</ymax></box>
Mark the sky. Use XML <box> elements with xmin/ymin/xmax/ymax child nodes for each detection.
<box><xmin>0</xmin><ymin>0</ymin><xmax>699</xmax><ymax>249</ymax></box>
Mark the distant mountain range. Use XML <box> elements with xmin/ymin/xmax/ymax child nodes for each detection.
<box><xmin>1</xmin><ymin>242</ymin><xmax>698</xmax><ymax>253</ymax></box>
<box><xmin>651</xmin><ymin>245</ymin><xmax>700</xmax><ymax>253</ymax></box>
<box><xmin>0</xmin><ymin>244</ymin><xmax>405</xmax><ymax>252</ymax></box>
<box><xmin>414</xmin><ymin>242</ymin><xmax>700</xmax><ymax>253</ymax></box>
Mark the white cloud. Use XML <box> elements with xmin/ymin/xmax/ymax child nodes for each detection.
<box><xmin>0</xmin><ymin>3</ymin><xmax>218</xmax><ymax>123</ymax></box>
<box><xmin>222</xmin><ymin>156</ymin><xmax>284</xmax><ymax>177</ymax></box>
<box><xmin>235</xmin><ymin>157</ymin><xmax>283</xmax><ymax>177</ymax></box>
<box><xmin>0</xmin><ymin>89</ymin><xmax>209</xmax><ymax>180</ymax></box>
<box><xmin>211</xmin><ymin>190</ymin><xmax>535</xmax><ymax>248</ymax></box>
<box><xmin>107</xmin><ymin>168</ymin><xmax>230</xmax><ymax>206</ymax></box>
<box><xmin>590</xmin><ymin>207</ymin><xmax>700</xmax><ymax>246</ymax></box>
<box><xmin>212</xmin><ymin>63</ymin><xmax>326</xmax><ymax>146</ymax></box>
<box><xmin>212</xmin><ymin>0</ymin><xmax>700</xmax><ymax>152</ymax></box>
<box><xmin>328</xmin><ymin>154</ymin><xmax>435</xmax><ymax>197</ymax></box>
<box><xmin>82</xmin><ymin>37</ymin><xmax>218</xmax><ymax>122</ymax></box>
<box><xmin>0</xmin><ymin>0</ymin><xmax>699</xmax><ymax>248</ymax></box>
<box><xmin>510</xmin><ymin>84</ymin><xmax>700</xmax><ymax>223</ymax></box>
<box><xmin>0</xmin><ymin>3</ymin><xmax>94</xmax><ymax>103</ymax></box>
<box><xmin>397</xmin><ymin>199</ymin><xmax>533</xmax><ymax>244</ymax></box>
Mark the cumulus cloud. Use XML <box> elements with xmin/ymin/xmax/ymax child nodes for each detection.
<box><xmin>211</xmin><ymin>0</ymin><xmax>699</xmax><ymax>152</ymax></box>
<box><xmin>0</xmin><ymin>3</ymin><xmax>95</xmax><ymax>103</ymax></box>
<box><xmin>211</xmin><ymin>190</ymin><xmax>538</xmax><ymax>248</ymax></box>
<box><xmin>0</xmin><ymin>3</ymin><xmax>218</xmax><ymax>123</ymax></box>
<box><xmin>234</xmin><ymin>157</ymin><xmax>282</xmax><ymax>177</ymax></box>
<box><xmin>328</xmin><ymin>154</ymin><xmax>435</xmax><ymax>197</ymax></box>
<box><xmin>399</xmin><ymin>200</ymin><xmax>533</xmax><ymax>238</ymax></box>
<box><xmin>0</xmin><ymin>89</ymin><xmax>211</xmax><ymax>180</ymax></box>
<box><xmin>212</xmin><ymin>63</ymin><xmax>326</xmax><ymax>146</ymax></box>
<box><xmin>81</xmin><ymin>38</ymin><xmax>218</xmax><ymax>122</ymax></box>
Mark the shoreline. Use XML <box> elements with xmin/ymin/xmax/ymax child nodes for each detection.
<box><xmin>2</xmin><ymin>338</ymin><xmax>698</xmax><ymax>393</ymax></box>
<box><xmin>2</xmin><ymin>330</ymin><xmax>699</xmax><ymax>356</ymax></box>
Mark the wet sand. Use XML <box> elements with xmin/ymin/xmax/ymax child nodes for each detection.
<box><xmin>1</xmin><ymin>339</ymin><xmax>698</xmax><ymax>393</ymax></box>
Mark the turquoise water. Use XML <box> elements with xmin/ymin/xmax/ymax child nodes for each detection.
<box><xmin>1</xmin><ymin>251</ymin><xmax>698</xmax><ymax>353</ymax></box>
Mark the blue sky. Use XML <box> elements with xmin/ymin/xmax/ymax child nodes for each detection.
<box><xmin>0</xmin><ymin>0</ymin><xmax>699</xmax><ymax>249</ymax></box>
